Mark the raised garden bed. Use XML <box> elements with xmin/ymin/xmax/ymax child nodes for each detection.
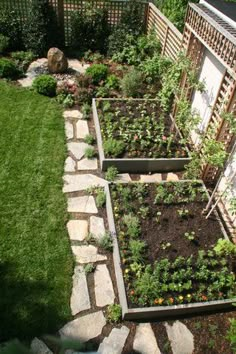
<box><xmin>93</xmin><ymin>98</ymin><xmax>191</xmax><ymax>173</ymax></box>
<box><xmin>105</xmin><ymin>180</ymin><xmax>236</xmax><ymax>320</ymax></box>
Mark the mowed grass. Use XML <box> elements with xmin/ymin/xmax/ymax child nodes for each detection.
<box><xmin>0</xmin><ymin>81</ymin><xmax>73</xmax><ymax>341</ymax></box>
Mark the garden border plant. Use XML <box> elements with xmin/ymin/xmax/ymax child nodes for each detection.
<box><xmin>104</xmin><ymin>180</ymin><xmax>236</xmax><ymax>320</ymax></box>
<box><xmin>93</xmin><ymin>98</ymin><xmax>192</xmax><ymax>173</ymax></box>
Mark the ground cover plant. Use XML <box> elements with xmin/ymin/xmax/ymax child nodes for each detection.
<box><xmin>110</xmin><ymin>181</ymin><xmax>236</xmax><ymax>307</ymax></box>
<box><xmin>0</xmin><ymin>81</ymin><xmax>73</xmax><ymax>340</ymax></box>
<box><xmin>97</xmin><ymin>99</ymin><xmax>189</xmax><ymax>158</ymax></box>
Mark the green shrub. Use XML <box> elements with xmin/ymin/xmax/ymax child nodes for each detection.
<box><xmin>96</xmin><ymin>189</ymin><xmax>106</xmax><ymax>208</ymax></box>
<box><xmin>105</xmin><ymin>166</ymin><xmax>118</xmax><ymax>182</ymax></box>
<box><xmin>85</xmin><ymin>64</ymin><xmax>108</xmax><ymax>85</ymax></box>
<box><xmin>0</xmin><ymin>58</ymin><xmax>19</xmax><ymax>79</ymax></box>
<box><xmin>84</xmin><ymin>147</ymin><xmax>96</xmax><ymax>159</ymax></box>
<box><xmin>23</xmin><ymin>0</ymin><xmax>61</xmax><ymax>56</ymax></box>
<box><xmin>106</xmin><ymin>304</ymin><xmax>122</xmax><ymax>323</ymax></box>
<box><xmin>11</xmin><ymin>51</ymin><xmax>35</xmax><ymax>72</ymax></box>
<box><xmin>214</xmin><ymin>239</ymin><xmax>236</xmax><ymax>257</ymax></box>
<box><xmin>103</xmin><ymin>138</ymin><xmax>125</xmax><ymax>157</ymax></box>
<box><xmin>33</xmin><ymin>75</ymin><xmax>57</xmax><ymax>97</ymax></box>
<box><xmin>121</xmin><ymin>68</ymin><xmax>143</xmax><ymax>97</ymax></box>
<box><xmin>84</xmin><ymin>134</ymin><xmax>95</xmax><ymax>145</ymax></box>
<box><xmin>105</xmin><ymin>74</ymin><xmax>120</xmax><ymax>90</ymax></box>
<box><xmin>99</xmin><ymin>232</ymin><xmax>113</xmax><ymax>252</ymax></box>
<box><xmin>140</xmin><ymin>54</ymin><xmax>172</xmax><ymax>82</ymax></box>
<box><xmin>0</xmin><ymin>9</ymin><xmax>23</xmax><ymax>51</ymax></box>
<box><xmin>81</xmin><ymin>103</ymin><xmax>92</xmax><ymax>119</ymax></box>
<box><xmin>0</xmin><ymin>34</ymin><xmax>9</xmax><ymax>54</ymax></box>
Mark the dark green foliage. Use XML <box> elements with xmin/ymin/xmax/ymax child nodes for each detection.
<box><xmin>0</xmin><ymin>34</ymin><xmax>9</xmax><ymax>54</ymax></box>
<box><xmin>23</xmin><ymin>0</ymin><xmax>61</xmax><ymax>56</ymax></box>
<box><xmin>121</xmin><ymin>68</ymin><xmax>143</xmax><ymax>97</ymax></box>
<box><xmin>70</xmin><ymin>4</ymin><xmax>110</xmax><ymax>54</ymax></box>
<box><xmin>0</xmin><ymin>58</ymin><xmax>19</xmax><ymax>79</ymax></box>
<box><xmin>33</xmin><ymin>75</ymin><xmax>57</xmax><ymax>97</ymax></box>
<box><xmin>85</xmin><ymin>64</ymin><xmax>108</xmax><ymax>85</ymax></box>
<box><xmin>0</xmin><ymin>9</ymin><xmax>23</xmax><ymax>51</ymax></box>
<box><xmin>11</xmin><ymin>51</ymin><xmax>35</xmax><ymax>73</ymax></box>
<box><xmin>103</xmin><ymin>138</ymin><xmax>125</xmax><ymax>157</ymax></box>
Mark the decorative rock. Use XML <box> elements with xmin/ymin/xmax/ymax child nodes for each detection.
<box><xmin>31</xmin><ymin>338</ymin><xmax>53</xmax><ymax>354</ymax></box>
<box><xmin>165</xmin><ymin>321</ymin><xmax>194</xmax><ymax>354</ymax></box>
<box><xmin>65</xmin><ymin>121</ymin><xmax>74</xmax><ymax>140</ymax></box>
<box><xmin>76</xmin><ymin>120</ymin><xmax>89</xmax><ymax>139</ymax></box>
<box><xmin>98</xmin><ymin>326</ymin><xmax>130</xmax><ymax>354</ymax></box>
<box><xmin>63</xmin><ymin>174</ymin><xmax>107</xmax><ymax>193</ymax></box>
<box><xmin>64</xmin><ymin>157</ymin><xmax>76</xmax><ymax>172</ymax></box>
<box><xmin>140</xmin><ymin>174</ymin><xmax>162</xmax><ymax>182</ymax></box>
<box><xmin>115</xmin><ymin>174</ymin><xmax>132</xmax><ymax>182</ymax></box>
<box><xmin>90</xmin><ymin>216</ymin><xmax>105</xmax><ymax>240</ymax></box>
<box><xmin>67</xmin><ymin>196</ymin><xmax>98</xmax><ymax>213</ymax></box>
<box><xmin>60</xmin><ymin>311</ymin><xmax>106</xmax><ymax>342</ymax></box>
<box><xmin>67</xmin><ymin>220</ymin><xmax>88</xmax><ymax>241</ymax></box>
<box><xmin>68</xmin><ymin>59</ymin><xmax>90</xmax><ymax>74</ymax></box>
<box><xmin>18</xmin><ymin>76</ymin><xmax>34</xmax><ymax>87</ymax></box>
<box><xmin>133</xmin><ymin>323</ymin><xmax>161</xmax><ymax>354</ymax></box>
<box><xmin>63</xmin><ymin>110</ymin><xmax>83</xmax><ymax>120</ymax></box>
<box><xmin>67</xmin><ymin>142</ymin><xmax>91</xmax><ymax>160</ymax></box>
<box><xmin>28</xmin><ymin>58</ymin><xmax>48</xmax><ymax>75</ymax></box>
<box><xmin>71</xmin><ymin>245</ymin><xmax>107</xmax><ymax>263</ymax></box>
<box><xmin>94</xmin><ymin>264</ymin><xmax>115</xmax><ymax>307</ymax></box>
<box><xmin>47</xmin><ymin>47</ymin><xmax>68</xmax><ymax>73</ymax></box>
<box><xmin>77</xmin><ymin>158</ymin><xmax>98</xmax><ymax>171</ymax></box>
<box><xmin>166</xmin><ymin>173</ymin><xmax>179</xmax><ymax>182</ymax></box>
<box><xmin>70</xmin><ymin>266</ymin><xmax>91</xmax><ymax>315</ymax></box>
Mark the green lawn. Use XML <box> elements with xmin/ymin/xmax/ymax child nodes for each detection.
<box><xmin>0</xmin><ymin>81</ymin><xmax>73</xmax><ymax>341</ymax></box>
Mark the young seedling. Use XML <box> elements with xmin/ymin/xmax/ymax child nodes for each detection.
<box><xmin>184</xmin><ymin>231</ymin><xmax>195</xmax><ymax>241</ymax></box>
<box><xmin>156</xmin><ymin>211</ymin><xmax>162</xmax><ymax>223</ymax></box>
<box><xmin>177</xmin><ymin>208</ymin><xmax>189</xmax><ymax>218</ymax></box>
<box><xmin>161</xmin><ymin>242</ymin><xmax>171</xmax><ymax>250</ymax></box>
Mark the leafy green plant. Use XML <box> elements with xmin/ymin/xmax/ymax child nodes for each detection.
<box><xmin>95</xmin><ymin>189</ymin><xmax>106</xmax><ymax>208</ymax></box>
<box><xmin>84</xmin><ymin>263</ymin><xmax>95</xmax><ymax>274</ymax></box>
<box><xmin>129</xmin><ymin>239</ymin><xmax>146</xmax><ymax>263</ymax></box>
<box><xmin>84</xmin><ymin>134</ymin><xmax>95</xmax><ymax>145</ymax></box>
<box><xmin>227</xmin><ymin>318</ymin><xmax>236</xmax><ymax>352</ymax></box>
<box><xmin>84</xmin><ymin>146</ymin><xmax>96</xmax><ymax>159</ymax></box>
<box><xmin>194</xmin><ymin>321</ymin><xmax>202</xmax><ymax>330</ymax></box>
<box><xmin>177</xmin><ymin>209</ymin><xmax>189</xmax><ymax>218</ymax></box>
<box><xmin>123</xmin><ymin>213</ymin><xmax>141</xmax><ymax>238</ymax></box>
<box><xmin>0</xmin><ymin>9</ymin><xmax>23</xmax><ymax>51</ymax></box>
<box><xmin>85</xmin><ymin>64</ymin><xmax>108</xmax><ymax>85</ymax></box>
<box><xmin>105</xmin><ymin>166</ymin><xmax>118</xmax><ymax>181</ymax></box>
<box><xmin>0</xmin><ymin>34</ymin><xmax>9</xmax><ymax>54</ymax></box>
<box><xmin>11</xmin><ymin>51</ymin><xmax>35</xmax><ymax>73</ymax></box>
<box><xmin>33</xmin><ymin>75</ymin><xmax>57</xmax><ymax>97</ymax></box>
<box><xmin>81</xmin><ymin>102</ymin><xmax>92</xmax><ymax>119</ymax></box>
<box><xmin>106</xmin><ymin>304</ymin><xmax>122</xmax><ymax>323</ymax></box>
<box><xmin>0</xmin><ymin>58</ymin><xmax>19</xmax><ymax>79</ymax></box>
<box><xmin>103</xmin><ymin>138</ymin><xmax>125</xmax><ymax>157</ymax></box>
<box><xmin>105</xmin><ymin>74</ymin><xmax>120</xmax><ymax>90</ymax></box>
<box><xmin>214</xmin><ymin>239</ymin><xmax>236</xmax><ymax>257</ymax></box>
<box><xmin>98</xmin><ymin>232</ymin><xmax>113</xmax><ymax>251</ymax></box>
<box><xmin>121</xmin><ymin>67</ymin><xmax>143</xmax><ymax>97</ymax></box>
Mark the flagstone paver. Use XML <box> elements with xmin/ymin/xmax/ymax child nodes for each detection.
<box><xmin>31</xmin><ymin>338</ymin><xmax>53</xmax><ymax>354</ymax></box>
<box><xmin>165</xmin><ymin>321</ymin><xmax>194</xmax><ymax>354</ymax></box>
<box><xmin>133</xmin><ymin>323</ymin><xmax>161</xmax><ymax>354</ymax></box>
<box><xmin>71</xmin><ymin>245</ymin><xmax>107</xmax><ymax>263</ymax></box>
<box><xmin>115</xmin><ymin>174</ymin><xmax>132</xmax><ymax>182</ymax></box>
<box><xmin>68</xmin><ymin>59</ymin><xmax>90</xmax><ymax>74</ymax></box>
<box><xmin>60</xmin><ymin>311</ymin><xmax>106</xmax><ymax>342</ymax></box>
<box><xmin>64</xmin><ymin>156</ymin><xmax>76</xmax><ymax>173</ymax></box>
<box><xmin>63</xmin><ymin>110</ymin><xmax>83</xmax><ymax>119</ymax></box>
<box><xmin>67</xmin><ymin>196</ymin><xmax>98</xmax><ymax>213</ymax></box>
<box><xmin>67</xmin><ymin>220</ymin><xmax>88</xmax><ymax>241</ymax></box>
<box><xmin>67</xmin><ymin>142</ymin><xmax>91</xmax><ymax>160</ymax></box>
<box><xmin>94</xmin><ymin>264</ymin><xmax>115</xmax><ymax>307</ymax></box>
<box><xmin>70</xmin><ymin>266</ymin><xmax>91</xmax><ymax>315</ymax></box>
<box><xmin>90</xmin><ymin>216</ymin><xmax>105</xmax><ymax>240</ymax></box>
<box><xmin>98</xmin><ymin>326</ymin><xmax>130</xmax><ymax>354</ymax></box>
<box><xmin>140</xmin><ymin>174</ymin><xmax>162</xmax><ymax>182</ymax></box>
<box><xmin>77</xmin><ymin>158</ymin><xmax>98</xmax><ymax>170</ymax></box>
<box><xmin>166</xmin><ymin>173</ymin><xmax>179</xmax><ymax>182</ymax></box>
<box><xmin>76</xmin><ymin>120</ymin><xmax>89</xmax><ymax>139</ymax></box>
<box><xmin>63</xmin><ymin>174</ymin><xmax>107</xmax><ymax>193</ymax></box>
<box><xmin>65</xmin><ymin>121</ymin><xmax>74</xmax><ymax>140</ymax></box>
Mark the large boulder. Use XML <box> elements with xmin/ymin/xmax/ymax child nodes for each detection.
<box><xmin>47</xmin><ymin>47</ymin><xmax>68</xmax><ymax>73</ymax></box>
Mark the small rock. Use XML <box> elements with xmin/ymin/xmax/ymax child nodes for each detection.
<box><xmin>65</xmin><ymin>121</ymin><xmax>74</xmax><ymax>140</ymax></box>
<box><xmin>140</xmin><ymin>174</ymin><xmax>162</xmax><ymax>182</ymax></box>
<box><xmin>60</xmin><ymin>311</ymin><xmax>106</xmax><ymax>342</ymax></box>
<box><xmin>64</xmin><ymin>110</ymin><xmax>83</xmax><ymax>120</ymax></box>
<box><xmin>76</xmin><ymin>120</ymin><xmax>89</xmax><ymax>139</ymax></box>
<box><xmin>98</xmin><ymin>326</ymin><xmax>130</xmax><ymax>354</ymax></box>
<box><xmin>77</xmin><ymin>158</ymin><xmax>98</xmax><ymax>170</ymax></box>
<box><xmin>31</xmin><ymin>338</ymin><xmax>53</xmax><ymax>354</ymax></box>
<box><xmin>27</xmin><ymin>58</ymin><xmax>48</xmax><ymax>76</ymax></box>
<box><xmin>47</xmin><ymin>47</ymin><xmax>68</xmax><ymax>73</ymax></box>
<box><xmin>67</xmin><ymin>142</ymin><xmax>91</xmax><ymax>160</ymax></box>
<box><xmin>71</xmin><ymin>266</ymin><xmax>91</xmax><ymax>315</ymax></box>
<box><xmin>68</xmin><ymin>59</ymin><xmax>90</xmax><ymax>74</ymax></box>
<box><xmin>71</xmin><ymin>245</ymin><xmax>107</xmax><ymax>263</ymax></box>
<box><xmin>133</xmin><ymin>323</ymin><xmax>161</xmax><ymax>354</ymax></box>
<box><xmin>67</xmin><ymin>196</ymin><xmax>98</xmax><ymax>213</ymax></box>
<box><xmin>115</xmin><ymin>174</ymin><xmax>132</xmax><ymax>182</ymax></box>
<box><xmin>166</xmin><ymin>173</ymin><xmax>179</xmax><ymax>182</ymax></box>
<box><xmin>90</xmin><ymin>216</ymin><xmax>105</xmax><ymax>240</ymax></box>
<box><xmin>94</xmin><ymin>264</ymin><xmax>115</xmax><ymax>307</ymax></box>
<box><xmin>63</xmin><ymin>174</ymin><xmax>107</xmax><ymax>193</ymax></box>
<box><xmin>67</xmin><ymin>220</ymin><xmax>88</xmax><ymax>241</ymax></box>
<box><xmin>64</xmin><ymin>156</ymin><xmax>76</xmax><ymax>172</ymax></box>
<box><xmin>165</xmin><ymin>321</ymin><xmax>194</xmax><ymax>354</ymax></box>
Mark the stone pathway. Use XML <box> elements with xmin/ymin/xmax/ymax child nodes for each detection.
<box><xmin>133</xmin><ymin>323</ymin><xmax>161</xmax><ymax>354</ymax></box>
<box><xmin>165</xmin><ymin>321</ymin><xmax>194</xmax><ymax>354</ymax></box>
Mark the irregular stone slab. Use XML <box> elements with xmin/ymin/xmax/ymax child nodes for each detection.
<box><xmin>64</xmin><ymin>156</ymin><xmax>76</xmax><ymax>173</ymax></box>
<box><xmin>90</xmin><ymin>216</ymin><xmax>105</xmax><ymax>240</ymax></box>
<box><xmin>71</xmin><ymin>265</ymin><xmax>90</xmax><ymax>315</ymax></box>
<box><xmin>77</xmin><ymin>158</ymin><xmax>98</xmax><ymax>171</ymax></box>
<box><xmin>165</xmin><ymin>321</ymin><xmax>194</xmax><ymax>354</ymax></box>
<box><xmin>98</xmin><ymin>326</ymin><xmax>130</xmax><ymax>354</ymax></box>
<box><xmin>64</xmin><ymin>110</ymin><xmax>83</xmax><ymax>120</ymax></box>
<box><xmin>68</xmin><ymin>59</ymin><xmax>90</xmax><ymax>74</ymax></box>
<box><xmin>116</xmin><ymin>174</ymin><xmax>132</xmax><ymax>182</ymax></box>
<box><xmin>94</xmin><ymin>264</ymin><xmax>115</xmax><ymax>307</ymax></box>
<box><xmin>31</xmin><ymin>338</ymin><xmax>53</xmax><ymax>354</ymax></box>
<box><xmin>28</xmin><ymin>58</ymin><xmax>48</xmax><ymax>73</ymax></box>
<box><xmin>63</xmin><ymin>174</ymin><xmax>107</xmax><ymax>193</ymax></box>
<box><xmin>65</xmin><ymin>121</ymin><xmax>74</xmax><ymax>140</ymax></box>
<box><xmin>140</xmin><ymin>174</ymin><xmax>162</xmax><ymax>182</ymax></box>
<box><xmin>67</xmin><ymin>142</ymin><xmax>91</xmax><ymax>160</ymax></box>
<box><xmin>67</xmin><ymin>220</ymin><xmax>88</xmax><ymax>241</ymax></box>
<box><xmin>166</xmin><ymin>173</ymin><xmax>179</xmax><ymax>182</ymax></box>
<box><xmin>67</xmin><ymin>196</ymin><xmax>98</xmax><ymax>214</ymax></box>
<box><xmin>133</xmin><ymin>323</ymin><xmax>161</xmax><ymax>354</ymax></box>
<box><xmin>18</xmin><ymin>76</ymin><xmax>34</xmax><ymax>87</ymax></box>
<box><xmin>76</xmin><ymin>120</ymin><xmax>89</xmax><ymax>139</ymax></box>
<box><xmin>60</xmin><ymin>311</ymin><xmax>106</xmax><ymax>342</ymax></box>
<box><xmin>71</xmin><ymin>245</ymin><xmax>107</xmax><ymax>263</ymax></box>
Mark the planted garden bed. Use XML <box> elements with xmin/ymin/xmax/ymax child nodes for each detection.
<box><xmin>105</xmin><ymin>180</ymin><xmax>236</xmax><ymax>320</ymax></box>
<box><xmin>93</xmin><ymin>98</ymin><xmax>191</xmax><ymax>173</ymax></box>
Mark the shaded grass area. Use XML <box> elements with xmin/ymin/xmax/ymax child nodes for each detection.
<box><xmin>0</xmin><ymin>81</ymin><xmax>73</xmax><ymax>341</ymax></box>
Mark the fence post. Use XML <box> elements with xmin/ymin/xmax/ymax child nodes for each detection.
<box><xmin>57</xmin><ymin>0</ymin><xmax>65</xmax><ymax>46</ymax></box>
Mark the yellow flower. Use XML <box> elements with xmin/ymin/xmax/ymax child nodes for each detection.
<box><xmin>179</xmin><ymin>296</ymin><xmax>183</xmax><ymax>300</ymax></box>
<box><xmin>187</xmin><ymin>294</ymin><xmax>191</xmax><ymax>298</ymax></box>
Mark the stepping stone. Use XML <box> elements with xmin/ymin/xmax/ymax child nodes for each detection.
<box><xmin>63</xmin><ymin>110</ymin><xmax>83</xmax><ymax>119</ymax></box>
<box><xmin>67</xmin><ymin>220</ymin><xmax>88</xmax><ymax>241</ymax></box>
<box><xmin>94</xmin><ymin>264</ymin><xmax>115</xmax><ymax>307</ymax></box>
<box><xmin>76</xmin><ymin>120</ymin><xmax>89</xmax><ymax>139</ymax></box>
<box><xmin>31</xmin><ymin>338</ymin><xmax>53</xmax><ymax>354</ymax></box>
<box><xmin>65</xmin><ymin>121</ymin><xmax>74</xmax><ymax>140</ymax></box>
<box><xmin>68</xmin><ymin>59</ymin><xmax>90</xmax><ymax>74</ymax></box>
<box><xmin>67</xmin><ymin>196</ymin><xmax>98</xmax><ymax>214</ymax></box>
<box><xmin>71</xmin><ymin>245</ymin><xmax>107</xmax><ymax>263</ymax></box>
<box><xmin>64</xmin><ymin>156</ymin><xmax>76</xmax><ymax>173</ymax></box>
<box><xmin>166</xmin><ymin>173</ymin><xmax>179</xmax><ymax>182</ymax></box>
<box><xmin>165</xmin><ymin>321</ymin><xmax>194</xmax><ymax>354</ymax></box>
<box><xmin>133</xmin><ymin>323</ymin><xmax>161</xmax><ymax>354</ymax></box>
<box><xmin>67</xmin><ymin>142</ymin><xmax>91</xmax><ymax>160</ymax></box>
<box><xmin>140</xmin><ymin>174</ymin><xmax>162</xmax><ymax>182</ymax></box>
<box><xmin>115</xmin><ymin>174</ymin><xmax>132</xmax><ymax>182</ymax></box>
<box><xmin>98</xmin><ymin>326</ymin><xmax>130</xmax><ymax>354</ymax></box>
<box><xmin>63</xmin><ymin>174</ymin><xmax>107</xmax><ymax>193</ymax></box>
<box><xmin>60</xmin><ymin>311</ymin><xmax>106</xmax><ymax>342</ymax></box>
<box><xmin>77</xmin><ymin>158</ymin><xmax>98</xmax><ymax>170</ymax></box>
<box><xmin>18</xmin><ymin>76</ymin><xmax>34</xmax><ymax>87</ymax></box>
<box><xmin>70</xmin><ymin>265</ymin><xmax>91</xmax><ymax>315</ymax></box>
<box><xmin>90</xmin><ymin>216</ymin><xmax>105</xmax><ymax>240</ymax></box>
